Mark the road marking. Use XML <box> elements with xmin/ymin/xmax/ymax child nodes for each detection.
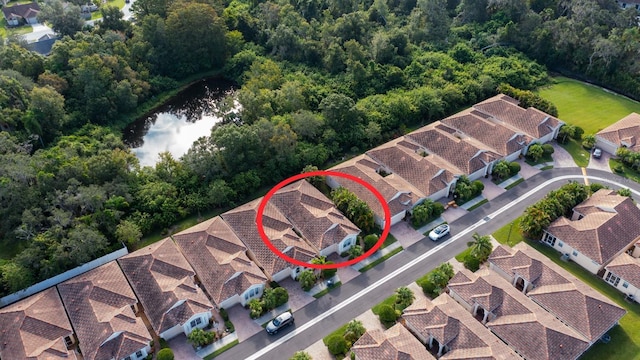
<box><xmin>245</xmin><ymin>174</ymin><xmax>636</xmax><ymax>360</ymax></box>
<box><xmin>582</xmin><ymin>168</ymin><xmax>589</xmax><ymax>185</ymax></box>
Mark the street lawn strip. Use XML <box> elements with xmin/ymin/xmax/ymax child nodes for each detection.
<box><xmin>455</xmin><ymin>247</ymin><xmax>473</xmax><ymax>262</ymax></box>
<box><xmin>524</xmin><ymin>153</ymin><xmax>554</xmax><ymax>167</ymax></box>
<box><xmin>202</xmin><ymin>339</ymin><xmax>240</xmax><ymax>359</ymax></box>
<box><xmin>537</xmin><ymin>76</ymin><xmax>640</xmax><ymax>134</ymax></box>
<box><xmin>322</xmin><ymin>322</ymin><xmax>351</xmax><ymax>346</ymax></box>
<box><xmin>466</xmin><ymin>199</ymin><xmax>488</xmax><ymax>211</ymax></box>
<box><xmin>526</xmin><ymin>241</ymin><xmax>640</xmax><ymax>360</ymax></box>
<box><xmin>492</xmin><ymin>217</ymin><xmax>525</xmax><ymax>247</ymax></box>
<box><xmin>358</xmin><ymin>247</ymin><xmax>403</xmax><ymax>273</ymax></box>
<box><xmin>540</xmin><ymin>165</ymin><xmax>554</xmax><ymax>171</ymax></box>
<box><xmin>371</xmin><ymin>294</ymin><xmax>397</xmax><ymax>315</ymax></box>
<box><xmin>560</xmin><ymin>138</ymin><xmax>588</xmax><ymax>167</ymax></box>
<box><xmin>610</xmin><ymin>159</ymin><xmax>640</xmax><ymax>184</ymax></box>
<box><xmin>381</xmin><ymin>233</ymin><xmax>398</xmax><ymax>249</ymax></box>
<box><xmin>504</xmin><ymin>178</ymin><xmax>525</xmax><ymax>190</ymax></box>
<box><xmin>313</xmin><ymin>281</ymin><xmax>342</xmax><ymax>299</ymax></box>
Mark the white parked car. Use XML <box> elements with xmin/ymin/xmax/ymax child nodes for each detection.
<box><xmin>266</xmin><ymin>312</ymin><xmax>294</xmax><ymax>335</ymax></box>
<box><xmin>593</xmin><ymin>148</ymin><xmax>602</xmax><ymax>159</ymax></box>
<box><xmin>428</xmin><ymin>224</ymin><xmax>450</xmax><ymax>241</ymax></box>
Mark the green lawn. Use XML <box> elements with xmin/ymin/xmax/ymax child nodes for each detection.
<box><xmin>371</xmin><ymin>294</ymin><xmax>397</xmax><ymax>315</ymax></box>
<box><xmin>538</xmin><ymin>77</ymin><xmax>640</xmax><ymax>134</ymax></box>
<box><xmin>202</xmin><ymin>339</ymin><xmax>239</xmax><ymax>359</ymax></box>
<box><xmin>504</xmin><ymin>178</ymin><xmax>525</xmax><ymax>190</ymax></box>
<box><xmin>381</xmin><ymin>233</ymin><xmax>398</xmax><ymax>249</ymax></box>
<box><xmin>560</xmin><ymin>138</ymin><xmax>589</xmax><ymax>168</ymax></box>
<box><xmin>322</xmin><ymin>322</ymin><xmax>350</xmax><ymax>346</ymax></box>
<box><xmin>610</xmin><ymin>159</ymin><xmax>640</xmax><ymax>183</ymax></box>
<box><xmin>358</xmin><ymin>246</ymin><xmax>403</xmax><ymax>272</ymax></box>
<box><xmin>492</xmin><ymin>217</ymin><xmax>525</xmax><ymax>247</ymax></box>
<box><xmin>455</xmin><ymin>247</ymin><xmax>473</xmax><ymax>262</ymax></box>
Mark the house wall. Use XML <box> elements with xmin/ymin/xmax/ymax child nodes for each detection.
<box><xmin>272</xmin><ymin>267</ymin><xmax>293</xmax><ymax>283</ymax></box>
<box><xmin>7</xmin><ymin>18</ymin><xmax>19</xmax><ymax>26</ymax></box>
<box><xmin>603</xmin><ymin>269</ymin><xmax>640</xmax><ymax>301</ymax></box>
<box><xmin>219</xmin><ymin>295</ymin><xmax>240</xmax><ymax>310</ymax></box>
<box><xmin>182</xmin><ymin>311</ymin><xmax>212</xmax><ymax>335</ymax></box>
<box><xmin>504</xmin><ymin>150</ymin><xmax>521</xmax><ymax>163</ymax></box>
<box><xmin>240</xmin><ymin>284</ymin><xmax>264</xmax><ymax>307</ymax></box>
<box><xmin>337</xmin><ymin>234</ymin><xmax>358</xmax><ymax>255</ymax></box>
<box><xmin>160</xmin><ymin>325</ymin><xmax>184</xmax><ymax>340</ymax></box>
<box><xmin>122</xmin><ymin>345</ymin><xmax>152</xmax><ymax>360</ymax></box>
<box><xmin>446</xmin><ymin>289</ymin><xmax>473</xmax><ymax>313</ymax></box>
<box><xmin>320</xmin><ymin>244</ymin><xmax>338</xmax><ymax>257</ymax></box>
<box><xmin>489</xmin><ymin>262</ymin><xmax>514</xmax><ymax>284</ymax></box>
<box><xmin>468</xmin><ymin>166</ymin><xmax>487</xmax><ymax>181</ymax></box>
<box><xmin>26</xmin><ymin>16</ymin><xmax>38</xmax><ymax>25</ymax></box>
<box><xmin>633</xmin><ymin>245</ymin><xmax>640</xmax><ymax>258</ymax></box>
<box><xmin>403</xmin><ymin>321</ymin><xmax>428</xmax><ymax>344</ymax></box>
<box><xmin>595</xmin><ymin>136</ymin><xmax>619</xmax><ymax>155</ymax></box>
<box><xmin>542</xmin><ymin>231</ymin><xmax>601</xmax><ymax>274</ymax></box>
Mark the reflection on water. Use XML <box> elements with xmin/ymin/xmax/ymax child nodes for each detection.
<box><xmin>123</xmin><ymin>78</ymin><xmax>238</xmax><ymax>167</ymax></box>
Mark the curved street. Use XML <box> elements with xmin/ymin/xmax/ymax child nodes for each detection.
<box><xmin>216</xmin><ymin>166</ymin><xmax>639</xmax><ymax>360</ymax></box>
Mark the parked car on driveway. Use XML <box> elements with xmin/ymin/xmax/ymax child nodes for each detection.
<box><xmin>593</xmin><ymin>148</ymin><xmax>602</xmax><ymax>159</ymax></box>
<box><xmin>428</xmin><ymin>224</ymin><xmax>450</xmax><ymax>241</ymax></box>
<box><xmin>266</xmin><ymin>312</ymin><xmax>294</xmax><ymax>335</ymax></box>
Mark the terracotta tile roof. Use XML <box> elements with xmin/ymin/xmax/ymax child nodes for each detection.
<box><xmin>0</xmin><ymin>288</ymin><xmax>76</xmax><ymax>360</ymax></box>
<box><xmin>117</xmin><ymin>239</ymin><xmax>213</xmax><ymax>335</ymax></box>
<box><xmin>490</xmin><ymin>244</ymin><xmax>626</xmax><ymax>342</ymax></box>
<box><xmin>545</xmin><ymin>189</ymin><xmax>640</xmax><ymax>265</ymax></box>
<box><xmin>474</xmin><ymin>94</ymin><xmax>563</xmax><ymax>139</ymax></box>
<box><xmin>173</xmin><ymin>216</ymin><xmax>267</xmax><ymax>307</ymax></box>
<box><xmin>441</xmin><ymin>109</ymin><xmax>532</xmax><ymax>156</ymax></box>
<box><xmin>406</xmin><ymin>124</ymin><xmax>501</xmax><ymax>175</ymax></box>
<box><xmin>270</xmin><ymin>180</ymin><xmax>360</xmax><ymax>252</ymax></box>
<box><xmin>330</xmin><ymin>154</ymin><xmax>418</xmax><ymax>220</ymax></box>
<box><xmin>605</xmin><ymin>252</ymin><xmax>640</xmax><ymax>289</ymax></box>
<box><xmin>366</xmin><ymin>138</ymin><xmax>456</xmax><ymax>198</ymax></box>
<box><xmin>596</xmin><ymin>113</ymin><xmax>640</xmax><ymax>151</ymax></box>
<box><xmin>57</xmin><ymin>262</ymin><xmax>151</xmax><ymax>360</ymax></box>
<box><xmin>352</xmin><ymin>323</ymin><xmax>436</xmax><ymax>360</ymax></box>
<box><xmin>402</xmin><ymin>294</ymin><xmax>517</xmax><ymax>360</ymax></box>
<box><xmin>448</xmin><ymin>269</ymin><xmax>589</xmax><ymax>360</ymax></box>
<box><xmin>221</xmin><ymin>198</ymin><xmax>316</xmax><ymax>277</ymax></box>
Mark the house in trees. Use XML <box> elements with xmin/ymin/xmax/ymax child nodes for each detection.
<box><xmin>221</xmin><ymin>198</ymin><xmax>316</xmax><ymax>282</ymax></box>
<box><xmin>351</xmin><ymin>323</ymin><xmax>435</xmax><ymax>360</ymax></box>
<box><xmin>1</xmin><ymin>2</ymin><xmax>40</xmax><ymax>26</ymax></box>
<box><xmin>602</xmin><ymin>242</ymin><xmax>640</xmax><ymax>303</ymax></box>
<box><xmin>616</xmin><ymin>0</ymin><xmax>640</xmax><ymax>11</ymax></box>
<box><xmin>473</xmin><ymin>94</ymin><xmax>564</xmax><ymax>147</ymax></box>
<box><xmin>117</xmin><ymin>239</ymin><xmax>214</xmax><ymax>340</ymax></box>
<box><xmin>57</xmin><ymin>262</ymin><xmax>152</xmax><ymax>360</ymax></box>
<box><xmin>402</xmin><ymin>294</ymin><xmax>518</xmax><ymax>359</ymax></box>
<box><xmin>0</xmin><ymin>287</ymin><xmax>76</xmax><ymax>360</ymax></box>
<box><xmin>173</xmin><ymin>216</ymin><xmax>268</xmax><ymax>310</ymax></box>
<box><xmin>595</xmin><ymin>113</ymin><xmax>640</xmax><ymax>155</ymax></box>
<box><xmin>488</xmin><ymin>243</ymin><xmax>626</xmax><ymax>344</ymax></box>
<box><xmin>541</xmin><ymin>189</ymin><xmax>640</xmax><ymax>274</ymax></box>
<box><xmin>270</xmin><ymin>180</ymin><xmax>361</xmax><ymax>257</ymax></box>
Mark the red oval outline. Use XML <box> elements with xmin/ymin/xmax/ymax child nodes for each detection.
<box><xmin>256</xmin><ymin>170</ymin><xmax>391</xmax><ymax>269</ymax></box>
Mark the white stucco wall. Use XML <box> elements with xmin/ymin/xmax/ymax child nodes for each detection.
<box><xmin>272</xmin><ymin>267</ymin><xmax>293</xmax><ymax>283</ymax></box>
<box><xmin>595</xmin><ymin>136</ymin><xmax>619</xmax><ymax>155</ymax></box>
<box><xmin>603</xmin><ymin>269</ymin><xmax>640</xmax><ymax>301</ymax></box>
<box><xmin>543</xmin><ymin>233</ymin><xmax>602</xmax><ymax>274</ymax></box>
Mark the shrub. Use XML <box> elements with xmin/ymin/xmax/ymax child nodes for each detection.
<box><xmin>463</xmin><ymin>254</ymin><xmax>480</xmax><ymax>271</ymax></box>
<box><xmin>508</xmin><ymin>161</ymin><xmax>521</xmax><ymax>175</ymax></box>
<box><xmin>614</xmin><ymin>165</ymin><xmax>624</xmax><ymax>173</ymax></box>
<box><xmin>322</xmin><ymin>262</ymin><xmax>337</xmax><ymax>279</ymax></box>
<box><xmin>541</xmin><ymin>144</ymin><xmax>554</xmax><ymax>155</ymax></box>
<box><xmin>187</xmin><ymin>328</ymin><xmax>215</xmax><ymax>347</ymax></box>
<box><xmin>219</xmin><ymin>308</ymin><xmax>229</xmax><ymax>321</ymax></box>
<box><xmin>225</xmin><ymin>320</ymin><xmax>235</xmax><ymax>333</ymax></box>
<box><xmin>348</xmin><ymin>244</ymin><xmax>363</xmax><ymax>259</ymax></box>
<box><xmin>157</xmin><ymin>348</ymin><xmax>174</xmax><ymax>360</ymax></box>
<box><xmin>343</xmin><ymin>319</ymin><xmax>366</xmax><ymax>344</ymax></box>
<box><xmin>582</xmin><ymin>134</ymin><xmax>596</xmax><ymax>149</ymax></box>
<box><xmin>273</xmin><ymin>287</ymin><xmax>289</xmax><ymax>307</ymax></box>
<box><xmin>363</xmin><ymin>234</ymin><xmax>379</xmax><ymax>251</ymax></box>
<box><xmin>299</xmin><ymin>269</ymin><xmax>316</xmax><ymax>291</ymax></box>
<box><xmin>378</xmin><ymin>304</ymin><xmax>398</xmax><ymax>324</ymax></box>
<box><xmin>573</xmin><ymin>126</ymin><xmax>584</xmax><ymax>140</ymax></box>
<box><xmin>248</xmin><ymin>299</ymin><xmax>263</xmax><ymax>319</ymax></box>
<box><xmin>290</xmin><ymin>351</ymin><xmax>313</xmax><ymax>360</ymax></box>
<box><xmin>526</xmin><ymin>143</ymin><xmax>544</xmax><ymax>162</ymax></box>
<box><xmin>327</xmin><ymin>334</ymin><xmax>349</xmax><ymax>356</ymax></box>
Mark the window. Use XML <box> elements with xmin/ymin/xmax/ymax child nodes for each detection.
<box><xmin>543</xmin><ymin>233</ymin><xmax>556</xmax><ymax>246</ymax></box>
<box><xmin>623</xmin><ymin>282</ymin><xmax>629</xmax><ymax>288</ymax></box>
<box><xmin>136</xmin><ymin>351</ymin><xmax>143</xmax><ymax>358</ymax></box>
<box><xmin>190</xmin><ymin>320</ymin><xmax>197</xmax><ymax>327</ymax></box>
<box><xmin>558</xmin><ymin>241</ymin><xmax>563</xmax><ymax>248</ymax></box>
<box><xmin>606</xmin><ymin>272</ymin><xmax>621</xmax><ymax>287</ymax></box>
<box><xmin>245</xmin><ymin>293</ymin><xmax>249</xmax><ymax>300</ymax></box>
<box><xmin>196</xmin><ymin>317</ymin><xmax>203</xmax><ymax>325</ymax></box>
<box><xmin>572</xmin><ymin>250</ymin><xmax>578</xmax><ymax>257</ymax></box>
<box><xmin>124</xmin><ymin>357</ymin><xmax>131</xmax><ymax>360</ymax></box>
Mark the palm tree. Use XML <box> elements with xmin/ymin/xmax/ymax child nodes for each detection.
<box><xmin>343</xmin><ymin>319</ymin><xmax>366</xmax><ymax>343</ymax></box>
<box><xmin>467</xmin><ymin>232</ymin><xmax>493</xmax><ymax>262</ymax></box>
<box><xmin>395</xmin><ymin>286</ymin><xmax>415</xmax><ymax>310</ymax></box>
<box><xmin>298</xmin><ymin>269</ymin><xmax>316</xmax><ymax>291</ymax></box>
<box><xmin>311</xmin><ymin>256</ymin><xmax>327</xmax><ymax>277</ymax></box>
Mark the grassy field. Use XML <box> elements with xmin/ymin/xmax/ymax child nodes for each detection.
<box><xmin>610</xmin><ymin>159</ymin><xmax>640</xmax><ymax>183</ymax></box>
<box><xmin>538</xmin><ymin>77</ymin><xmax>640</xmax><ymax>134</ymax></box>
<box><xmin>492</xmin><ymin>217</ymin><xmax>525</xmax><ymax>247</ymax></box>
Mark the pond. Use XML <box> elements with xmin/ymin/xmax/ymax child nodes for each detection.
<box><xmin>123</xmin><ymin>78</ymin><xmax>238</xmax><ymax>167</ymax></box>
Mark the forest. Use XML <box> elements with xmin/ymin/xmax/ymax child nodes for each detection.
<box><xmin>0</xmin><ymin>0</ymin><xmax>639</xmax><ymax>296</ymax></box>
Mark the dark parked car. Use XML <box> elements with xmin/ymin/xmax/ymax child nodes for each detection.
<box><xmin>266</xmin><ymin>312</ymin><xmax>294</xmax><ymax>334</ymax></box>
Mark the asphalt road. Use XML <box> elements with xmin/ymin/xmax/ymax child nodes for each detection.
<box><xmin>217</xmin><ymin>167</ymin><xmax>636</xmax><ymax>360</ymax></box>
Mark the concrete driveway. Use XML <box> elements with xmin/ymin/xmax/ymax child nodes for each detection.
<box><xmin>20</xmin><ymin>24</ymin><xmax>55</xmax><ymax>43</ymax></box>
<box><xmin>587</xmin><ymin>151</ymin><xmax>612</xmax><ymax>172</ymax></box>
<box><xmin>552</xmin><ymin>142</ymin><xmax>578</xmax><ymax>168</ymax></box>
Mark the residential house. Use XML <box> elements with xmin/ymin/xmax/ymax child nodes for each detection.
<box><xmin>271</xmin><ymin>180</ymin><xmax>361</xmax><ymax>257</ymax></box>
<box><xmin>595</xmin><ymin>113</ymin><xmax>640</xmax><ymax>155</ymax></box>
<box><xmin>401</xmin><ymin>293</ymin><xmax>518</xmax><ymax>359</ymax></box>
<box><xmin>603</xmin><ymin>242</ymin><xmax>640</xmax><ymax>302</ymax></box>
<box><xmin>351</xmin><ymin>323</ymin><xmax>435</xmax><ymax>360</ymax></box>
<box><xmin>57</xmin><ymin>262</ymin><xmax>152</xmax><ymax>360</ymax></box>
<box><xmin>488</xmin><ymin>243</ymin><xmax>626</xmax><ymax>343</ymax></box>
<box><xmin>25</xmin><ymin>34</ymin><xmax>59</xmax><ymax>56</ymax></box>
<box><xmin>173</xmin><ymin>216</ymin><xmax>268</xmax><ymax>309</ymax></box>
<box><xmin>117</xmin><ymin>239</ymin><xmax>214</xmax><ymax>340</ymax></box>
<box><xmin>0</xmin><ymin>287</ymin><xmax>76</xmax><ymax>360</ymax></box>
<box><xmin>541</xmin><ymin>189</ymin><xmax>640</xmax><ymax>274</ymax></box>
<box><xmin>447</xmin><ymin>269</ymin><xmax>590</xmax><ymax>360</ymax></box>
<box><xmin>473</xmin><ymin>94</ymin><xmax>564</xmax><ymax>146</ymax></box>
<box><xmin>221</xmin><ymin>198</ymin><xmax>316</xmax><ymax>282</ymax></box>
<box><xmin>328</xmin><ymin>154</ymin><xmax>422</xmax><ymax>227</ymax></box>
<box><xmin>366</xmin><ymin>138</ymin><xmax>457</xmax><ymax>202</ymax></box>
<box><xmin>406</xmin><ymin>123</ymin><xmax>502</xmax><ymax>181</ymax></box>
<box><xmin>616</xmin><ymin>0</ymin><xmax>640</xmax><ymax>11</ymax></box>
<box><xmin>2</xmin><ymin>2</ymin><xmax>40</xmax><ymax>26</ymax></box>
<box><xmin>440</xmin><ymin>108</ymin><xmax>533</xmax><ymax>162</ymax></box>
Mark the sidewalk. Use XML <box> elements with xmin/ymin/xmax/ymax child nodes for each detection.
<box><xmin>497</xmin><ymin>174</ymin><xmax>523</xmax><ymax>189</ymax></box>
<box><xmin>196</xmin><ymin>332</ymin><xmax>239</xmax><ymax>359</ymax></box>
<box><xmin>307</xmin><ymin>275</ymin><xmax>341</xmax><ymax>297</ymax></box>
<box><xmin>351</xmin><ymin>241</ymin><xmax>403</xmax><ymax>271</ymax></box>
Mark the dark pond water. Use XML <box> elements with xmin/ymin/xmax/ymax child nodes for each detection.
<box><xmin>123</xmin><ymin>78</ymin><xmax>238</xmax><ymax>167</ymax></box>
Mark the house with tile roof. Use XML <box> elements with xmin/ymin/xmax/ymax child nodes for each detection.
<box><xmin>328</xmin><ymin>154</ymin><xmax>420</xmax><ymax>227</ymax></box>
<box><xmin>173</xmin><ymin>216</ymin><xmax>268</xmax><ymax>309</ymax></box>
<box><xmin>447</xmin><ymin>268</ymin><xmax>590</xmax><ymax>360</ymax></box>
<box><xmin>401</xmin><ymin>293</ymin><xmax>518</xmax><ymax>359</ymax></box>
<box><xmin>351</xmin><ymin>323</ymin><xmax>436</xmax><ymax>360</ymax></box>
<box><xmin>488</xmin><ymin>243</ymin><xmax>626</xmax><ymax>344</ymax></box>
<box><xmin>271</xmin><ymin>180</ymin><xmax>361</xmax><ymax>257</ymax></box>
<box><xmin>541</xmin><ymin>189</ymin><xmax>640</xmax><ymax>274</ymax></box>
<box><xmin>117</xmin><ymin>239</ymin><xmax>214</xmax><ymax>340</ymax></box>
<box><xmin>57</xmin><ymin>262</ymin><xmax>152</xmax><ymax>360</ymax></box>
<box><xmin>473</xmin><ymin>94</ymin><xmax>564</xmax><ymax>145</ymax></box>
<box><xmin>595</xmin><ymin>113</ymin><xmax>640</xmax><ymax>155</ymax></box>
<box><xmin>441</xmin><ymin>108</ymin><xmax>533</xmax><ymax>162</ymax></box>
<box><xmin>2</xmin><ymin>2</ymin><xmax>40</xmax><ymax>26</ymax></box>
<box><xmin>221</xmin><ymin>198</ymin><xmax>316</xmax><ymax>282</ymax></box>
<box><xmin>603</xmin><ymin>245</ymin><xmax>640</xmax><ymax>302</ymax></box>
<box><xmin>0</xmin><ymin>287</ymin><xmax>76</xmax><ymax>360</ymax></box>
